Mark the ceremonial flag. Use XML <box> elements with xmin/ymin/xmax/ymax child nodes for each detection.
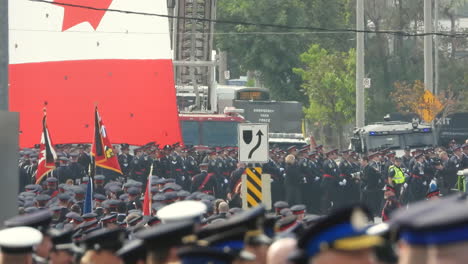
<box><xmin>83</xmin><ymin>178</ymin><xmax>93</xmax><ymax>214</ymax></box>
<box><xmin>9</xmin><ymin>0</ymin><xmax>182</xmax><ymax>148</ymax></box>
<box><xmin>36</xmin><ymin>111</ymin><xmax>57</xmax><ymax>184</ymax></box>
<box><xmin>92</xmin><ymin>106</ymin><xmax>122</xmax><ymax>174</ymax></box>
<box><xmin>142</xmin><ymin>164</ymin><xmax>154</xmax><ymax>216</ymax></box>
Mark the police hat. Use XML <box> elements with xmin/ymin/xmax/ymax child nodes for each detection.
<box><xmin>82</xmin><ymin>228</ymin><xmax>125</xmax><ymax>252</ymax></box>
<box><xmin>127</xmin><ymin>187</ymin><xmax>140</xmax><ymax>196</ymax></box>
<box><xmin>137</xmin><ymin>221</ymin><xmax>195</xmax><ymax>249</ymax></box>
<box><xmin>287</xmin><ymin>146</ymin><xmax>297</xmax><ymax>153</ymax></box>
<box><xmin>368</xmin><ymin>152</ymin><xmax>381</xmax><ymax>159</ymax></box>
<box><xmin>178</xmin><ymin>246</ymin><xmax>236</xmax><ymax>264</ymax></box>
<box><xmin>93</xmin><ymin>194</ymin><xmax>106</xmax><ymax>202</ymax></box>
<box><xmin>414</xmin><ymin>153</ymin><xmax>424</xmax><ymax>159</ymax></box>
<box><xmin>325</xmin><ymin>149</ymin><xmax>338</xmax><ymax>156</ymax></box>
<box><xmin>82</xmin><ymin>213</ymin><xmax>97</xmax><ymax>222</ymax></box>
<box><xmin>117</xmin><ymin>239</ymin><xmax>147</xmax><ymax>264</ymax></box>
<box><xmin>50</xmin><ymin>228</ymin><xmax>74</xmax><ymax>251</ymax></box>
<box><xmin>389</xmin><ymin>195</ymin><xmax>468</xmax><ymax>246</ymax></box>
<box><xmin>146</xmin><ymin>216</ymin><xmax>162</xmax><ymax>226</ymax></box>
<box><xmin>295</xmin><ymin>205</ymin><xmax>382</xmax><ymax>259</ymax></box>
<box><xmin>101</xmin><ymin>214</ymin><xmax>117</xmax><ymax>224</ymax></box>
<box><xmin>0</xmin><ymin>227</ymin><xmax>43</xmax><ymax>254</ymax></box>
<box><xmin>291</xmin><ymin>204</ymin><xmax>306</xmax><ymax>215</ymax></box>
<box><xmin>94</xmin><ymin>175</ymin><xmax>105</xmax><ymax>182</ymax></box>
<box><xmin>157</xmin><ymin>201</ymin><xmax>207</xmax><ymax>223</ymax></box>
<box><xmin>121</xmin><ymin>143</ymin><xmax>130</xmax><ymax>150</ymax></box>
<box><xmin>5</xmin><ymin>210</ymin><xmax>52</xmax><ymax>233</ymax></box>
<box><xmin>274</xmin><ymin>201</ymin><xmax>289</xmax><ymax>211</ymax></box>
<box><xmin>198</xmin><ymin>227</ymin><xmax>256</xmax><ymax>261</ymax></box>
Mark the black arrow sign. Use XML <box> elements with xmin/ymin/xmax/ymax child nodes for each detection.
<box><xmin>248</xmin><ymin>130</ymin><xmax>263</xmax><ymax>159</ymax></box>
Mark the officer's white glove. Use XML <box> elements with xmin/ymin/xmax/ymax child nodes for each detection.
<box><xmin>342</xmin><ymin>179</ymin><xmax>347</xmax><ymax>185</ymax></box>
<box><xmin>404</xmin><ymin>183</ymin><xmax>408</xmax><ymax>188</ymax></box>
<box><xmin>339</xmin><ymin>180</ymin><xmax>346</xmax><ymax>186</ymax></box>
<box><xmin>315</xmin><ymin>176</ymin><xmax>320</xmax><ymax>181</ymax></box>
<box><xmin>280</xmin><ymin>168</ymin><xmax>285</xmax><ymax>173</ymax></box>
<box><xmin>181</xmin><ymin>176</ymin><xmax>185</xmax><ymax>181</ymax></box>
<box><xmin>303</xmin><ymin>177</ymin><xmax>307</xmax><ymax>184</ymax></box>
<box><xmin>224</xmin><ymin>179</ymin><xmax>229</xmax><ymax>184</ymax></box>
<box><xmin>423</xmin><ymin>181</ymin><xmax>427</xmax><ymax>186</ymax></box>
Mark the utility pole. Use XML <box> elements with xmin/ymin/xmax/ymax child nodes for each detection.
<box><xmin>424</xmin><ymin>0</ymin><xmax>434</xmax><ymax>93</ymax></box>
<box><xmin>0</xmin><ymin>0</ymin><xmax>19</xmax><ymax>225</ymax></box>
<box><xmin>434</xmin><ymin>0</ymin><xmax>439</xmax><ymax>95</ymax></box>
<box><xmin>356</xmin><ymin>0</ymin><xmax>365</xmax><ymax>128</ymax></box>
<box><xmin>0</xmin><ymin>0</ymin><xmax>8</xmax><ymax>111</ymax></box>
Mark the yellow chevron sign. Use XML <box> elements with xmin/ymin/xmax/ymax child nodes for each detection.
<box><xmin>246</xmin><ymin>167</ymin><xmax>262</xmax><ymax>207</ymax></box>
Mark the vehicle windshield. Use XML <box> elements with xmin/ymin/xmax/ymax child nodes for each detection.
<box><xmin>367</xmin><ymin>135</ymin><xmax>400</xmax><ymax>149</ymax></box>
<box><xmin>181</xmin><ymin>121</ymin><xmax>200</xmax><ymax>146</ymax></box>
<box><xmin>404</xmin><ymin>133</ymin><xmax>434</xmax><ymax>148</ymax></box>
<box><xmin>201</xmin><ymin>121</ymin><xmax>239</xmax><ymax>146</ymax></box>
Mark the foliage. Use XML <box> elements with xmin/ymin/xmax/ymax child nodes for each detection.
<box><xmin>294</xmin><ymin>45</ymin><xmax>356</xmax><ymax>146</ymax></box>
<box><xmin>215</xmin><ymin>0</ymin><xmax>352</xmax><ymax>104</ymax></box>
<box><xmin>391</xmin><ymin>80</ymin><xmax>466</xmax><ymax>122</ymax></box>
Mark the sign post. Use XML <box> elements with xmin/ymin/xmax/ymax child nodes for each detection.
<box><xmin>238</xmin><ymin>124</ymin><xmax>271</xmax><ymax>209</ymax></box>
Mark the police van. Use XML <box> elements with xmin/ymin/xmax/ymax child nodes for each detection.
<box><xmin>351</xmin><ymin>120</ymin><xmax>437</xmax><ymax>154</ymax></box>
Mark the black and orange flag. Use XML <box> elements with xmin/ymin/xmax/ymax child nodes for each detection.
<box><xmin>36</xmin><ymin>109</ymin><xmax>57</xmax><ymax>184</ymax></box>
<box><xmin>92</xmin><ymin>106</ymin><xmax>122</xmax><ymax>174</ymax></box>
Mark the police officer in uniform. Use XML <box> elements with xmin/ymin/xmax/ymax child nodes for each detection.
<box><xmin>77</xmin><ymin>144</ymin><xmax>92</xmax><ymax>171</ymax></box>
<box><xmin>228</xmin><ymin>162</ymin><xmax>245</xmax><ymax>208</ymax></box>
<box><xmin>306</xmin><ymin>151</ymin><xmax>322</xmax><ymax>214</ymax></box>
<box><xmin>387</xmin><ymin>157</ymin><xmax>405</xmax><ymax>199</ymax></box>
<box><xmin>191</xmin><ymin>163</ymin><xmax>218</xmax><ymax>196</ymax></box>
<box><xmin>408</xmin><ymin>153</ymin><xmax>428</xmax><ymax>203</ymax></box>
<box><xmin>446</xmin><ymin>146</ymin><xmax>463</xmax><ymax>193</ymax></box>
<box><xmin>263</xmin><ymin>151</ymin><xmax>284</xmax><ymax>203</ymax></box>
<box><xmin>183</xmin><ymin>148</ymin><xmax>199</xmax><ymax>178</ymax></box>
<box><xmin>362</xmin><ymin>152</ymin><xmax>383</xmax><ymax>218</ymax></box>
<box><xmin>321</xmin><ymin>149</ymin><xmax>340</xmax><ymax>213</ymax></box>
<box><xmin>130</xmin><ymin>148</ymin><xmax>147</xmax><ymax>184</ymax></box>
<box><xmin>338</xmin><ymin>150</ymin><xmax>359</xmax><ymax>207</ymax></box>
<box><xmin>169</xmin><ymin>143</ymin><xmax>189</xmax><ymax>189</ymax></box>
<box><xmin>118</xmin><ymin>143</ymin><xmax>133</xmax><ymax>177</ymax></box>
<box><xmin>402</xmin><ymin>146</ymin><xmax>412</xmax><ymax>169</ymax></box>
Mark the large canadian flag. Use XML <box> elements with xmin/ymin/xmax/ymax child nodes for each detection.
<box><xmin>9</xmin><ymin>0</ymin><xmax>182</xmax><ymax>148</ymax></box>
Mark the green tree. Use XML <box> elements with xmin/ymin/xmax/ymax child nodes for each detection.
<box><xmin>216</xmin><ymin>0</ymin><xmax>352</xmax><ymax>104</ymax></box>
<box><xmin>294</xmin><ymin>45</ymin><xmax>356</xmax><ymax>148</ymax></box>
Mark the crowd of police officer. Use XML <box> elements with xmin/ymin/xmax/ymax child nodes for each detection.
<box><xmin>18</xmin><ymin>139</ymin><xmax>468</xmax><ymax>220</ymax></box>
<box><xmin>7</xmin><ymin>139</ymin><xmax>468</xmax><ymax>264</ymax></box>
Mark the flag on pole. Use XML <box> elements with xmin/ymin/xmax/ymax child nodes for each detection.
<box><xmin>83</xmin><ymin>177</ymin><xmax>94</xmax><ymax>214</ymax></box>
<box><xmin>91</xmin><ymin>106</ymin><xmax>122</xmax><ymax>174</ymax></box>
<box><xmin>142</xmin><ymin>164</ymin><xmax>154</xmax><ymax>216</ymax></box>
<box><xmin>36</xmin><ymin>110</ymin><xmax>57</xmax><ymax>184</ymax></box>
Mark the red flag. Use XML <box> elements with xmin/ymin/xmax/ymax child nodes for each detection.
<box><xmin>143</xmin><ymin>164</ymin><xmax>153</xmax><ymax>216</ymax></box>
<box><xmin>36</xmin><ymin>112</ymin><xmax>57</xmax><ymax>184</ymax></box>
<box><xmin>92</xmin><ymin>106</ymin><xmax>122</xmax><ymax>174</ymax></box>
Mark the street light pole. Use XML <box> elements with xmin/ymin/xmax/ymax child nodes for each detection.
<box><xmin>424</xmin><ymin>0</ymin><xmax>434</xmax><ymax>93</ymax></box>
<box><xmin>356</xmin><ymin>0</ymin><xmax>365</xmax><ymax>128</ymax></box>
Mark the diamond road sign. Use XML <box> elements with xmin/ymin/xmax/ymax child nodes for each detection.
<box><xmin>238</xmin><ymin>123</ymin><xmax>269</xmax><ymax>163</ymax></box>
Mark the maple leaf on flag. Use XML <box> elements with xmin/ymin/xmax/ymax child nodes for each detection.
<box><xmin>53</xmin><ymin>0</ymin><xmax>113</xmax><ymax>31</ymax></box>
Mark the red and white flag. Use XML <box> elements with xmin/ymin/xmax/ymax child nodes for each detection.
<box><xmin>142</xmin><ymin>164</ymin><xmax>153</xmax><ymax>216</ymax></box>
<box><xmin>36</xmin><ymin>111</ymin><xmax>57</xmax><ymax>184</ymax></box>
<box><xmin>92</xmin><ymin>106</ymin><xmax>122</xmax><ymax>174</ymax></box>
<box><xmin>9</xmin><ymin>0</ymin><xmax>182</xmax><ymax>148</ymax></box>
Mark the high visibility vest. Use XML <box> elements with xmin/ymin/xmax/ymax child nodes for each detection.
<box><xmin>389</xmin><ymin>165</ymin><xmax>405</xmax><ymax>184</ymax></box>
